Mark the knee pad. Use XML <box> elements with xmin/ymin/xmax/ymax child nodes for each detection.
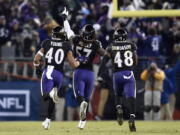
<box><xmin>153</xmin><ymin>106</ymin><xmax>160</xmax><ymax>112</ymax></box>
<box><xmin>144</xmin><ymin>106</ymin><xmax>152</xmax><ymax>112</ymax></box>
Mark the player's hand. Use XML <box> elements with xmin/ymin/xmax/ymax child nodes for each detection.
<box><xmin>36</xmin><ymin>67</ymin><xmax>42</xmax><ymax>78</ymax></box>
<box><xmin>62</xmin><ymin>7</ymin><xmax>69</xmax><ymax>16</ymax></box>
<box><xmin>61</xmin><ymin>7</ymin><xmax>69</xmax><ymax>21</ymax></box>
<box><xmin>76</xmin><ymin>56</ymin><xmax>88</xmax><ymax>64</ymax></box>
<box><xmin>76</xmin><ymin>60</ymin><xmax>80</xmax><ymax>67</ymax></box>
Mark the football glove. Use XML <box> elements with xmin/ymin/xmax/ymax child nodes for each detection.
<box><xmin>36</xmin><ymin>66</ymin><xmax>42</xmax><ymax>78</ymax></box>
<box><xmin>60</xmin><ymin>7</ymin><xmax>69</xmax><ymax>21</ymax></box>
<box><xmin>76</xmin><ymin>56</ymin><xmax>88</xmax><ymax>64</ymax></box>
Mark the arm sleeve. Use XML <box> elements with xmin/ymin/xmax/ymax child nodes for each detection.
<box><xmin>140</xmin><ymin>69</ymin><xmax>148</xmax><ymax>81</ymax></box>
<box><xmin>154</xmin><ymin>70</ymin><xmax>165</xmax><ymax>80</ymax></box>
<box><xmin>64</xmin><ymin>42</ymin><xmax>72</xmax><ymax>52</ymax></box>
<box><xmin>64</xmin><ymin>20</ymin><xmax>75</xmax><ymax>39</ymax></box>
<box><xmin>41</xmin><ymin>39</ymin><xmax>48</xmax><ymax>49</ymax></box>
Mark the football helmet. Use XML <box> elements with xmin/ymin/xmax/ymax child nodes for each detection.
<box><xmin>52</xmin><ymin>26</ymin><xmax>67</xmax><ymax>40</ymax></box>
<box><xmin>81</xmin><ymin>24</ymin><xmax>96</xmax><ymax>42</ymax></box>
<box><xmin>113</xmin><ymin>28</ymin><xmax>128</xmax><ymax>42</ymax></box>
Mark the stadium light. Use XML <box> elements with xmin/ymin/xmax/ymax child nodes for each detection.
<box><xmin>112</xmin><ymin>0</ymin><xmax>180</xmax><ymax>17</ymax></box>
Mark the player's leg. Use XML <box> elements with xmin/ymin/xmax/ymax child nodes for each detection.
<box><xmin>152</xmin><ymin>91</ymin><xmax>161</xmax><ymax>120</ymax></box>
<box><xmin>41</xmin><ymin>70</ymin><xmax>55</xmax><ymax>129</ymax></box>
<box><xmin>124</xmin><ymin>72</ymin><xmax>136</xmax><ymax>132</ymax></box>
<box><xmin>78</xmin><ymin>70</ymin><xmax>94</xmax><ymax>129</ymax></box>
<box><xmin>113</xmin><ymin>72</ymin><xmax>124</xmax><ymax>126</ymax></box>
<box><xmin>73</xmin><ymin>69</ymin><xmax>86</xmax><ymax>129</ymax></box>
<box><xmin>52</xmin><ymin>70</ymin><xmax>64</xmax><ymax>103</ymax></box>
<box><xmin>73</xmin><ymin>69</ymin><xmax>85</xmax><ymax>104</ymax></box>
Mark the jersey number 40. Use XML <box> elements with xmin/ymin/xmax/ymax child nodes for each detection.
<box><xmin>114</xmin><ymin>50</ymin><xmax>133</xmax><ymax>68</ymax></box>
<box><xmin>45</xmin><ymin>47</ymin><xmax>64</xmax><ymax>64</ymax></box>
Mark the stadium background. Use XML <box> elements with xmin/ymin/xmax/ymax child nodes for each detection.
<box><xmin>0</xmin><ymin>0</ymin><xmax>180</xmax><ymax>121</ymax></box>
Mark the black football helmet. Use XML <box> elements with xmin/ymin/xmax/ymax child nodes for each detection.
<box><xmin>52</xmin><ymin>26</ymin><xmax>67</xmax><ymax>40</ymax></box>
<box><xmin>113</xmin><ymin>28</ymin><xmax>128</xmax><ymax>42</ymax></box>
<box><xmin>81</xmin><ymin>24</ymin><xmax>96</xmax><ymax>42</ymax></box>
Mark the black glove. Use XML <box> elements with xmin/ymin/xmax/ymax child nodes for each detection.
<box><xmin>36</xmin><ymin>67</ymin><xmax>42</xmax><ymax>78</ymax></box>
<box><xmin>76</xmin><ymin>56</ymin><xmax>88</xmax><ymax>64</ymax></box>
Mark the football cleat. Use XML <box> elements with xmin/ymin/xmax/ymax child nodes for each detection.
<box><xmin>78</xmin><ymin>120</ymin><xmax>86</xmax><ymax>129</ymax></box>
<box><xmin>116</xmin><ymin>105</ymin><xmax>123</xmax><ymax>125</ymax></box>
<box><xmin>79</xmin><ymin>101</ymin><xmax>88</xmax><ymax>120</ymax></box>
<box><xmin>128</xmin><ymin>115</ymin><xmax>136</xmax><ymax>132</ymax></box>
<box><xmin>49</xmin><ymin>87</ymin><xmax>60</xmax><ymax>103</ymax></box>
<box><xmin>42</xmin><ymin>118</ymin><xmax>51</xmax><ymax>130</ymax></box>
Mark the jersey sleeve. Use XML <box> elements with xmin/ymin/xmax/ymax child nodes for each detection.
<box><xmin>41</xmin><ymin>39</ymin><xmax>49</xmax><ymax>49</ymax></box>
<box><xmin>64</xmin><ymin>42</ymin><xmax>72</xmax><ymax>52</ymax></box>
<box><xmin>72</xmin><ymin>36</ymin><xmax>80</xmax><ymax>45</ymax></box>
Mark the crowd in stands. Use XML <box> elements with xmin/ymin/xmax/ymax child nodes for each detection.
<box><xmin>0</xmin><ymin>0</ymin><xmax>180</xmax><ymax>64</ymax></box>
<box><xmin>0</xmin><ymin>0</ymin><xmax>180</xmax><ymax>120</ymax></box>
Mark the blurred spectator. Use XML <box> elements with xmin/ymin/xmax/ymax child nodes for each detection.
<box><xmin>21</xmin><ymin>24</ymin><xmax>37</xmax><ymax>57</ymax></box>
<box><xmin>164</xmin><ymin>59</ymin><xmax>180</xmax><ymax>116</ymax></box>
<box><xmin>143</xmin><ymin>27</ymin><xmax>162</xmax><ymax>57</ymax></box>
<box><xmin>10</xmin><ymin>19</ymin><xmax>23</xmax><ymax>57</ymax></box>
<box><xmin>141</xmin><ymin>62</ymin><xmax>165</xmax><ymax>120</ymax></box>
<box><xmin>95</xmin><ymin>60</ymin><xmax>112</xmax><ymax>120</ymax></box>
<box><xmin>0</xmin><ymin>15</ymin><xmax>10</xmax><ymax>47</ymax></box>
<box><xmin>65</xmin><ymin>78</ymin><xmax>79</xmax><ymax>121</ymax></box>
<box><xmin>160</xmin><ymin>77</ymin><xmax>173</xmax><ymax>120</ymax></box>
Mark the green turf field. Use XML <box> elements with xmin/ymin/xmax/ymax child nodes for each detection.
<box><xmin>0</xmin><ymin>121</ymin><xmax>180</xmax><ymax>135</ymax></box>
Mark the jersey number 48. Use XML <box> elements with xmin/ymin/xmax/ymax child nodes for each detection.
<box><xmin>114</xmin><ymin>50</ymin><xmax>133</xmax><ymax>68</ymax></box>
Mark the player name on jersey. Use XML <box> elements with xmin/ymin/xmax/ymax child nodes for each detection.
<box><xmin>51</xmin><ymin>41</ymin><xmax>62</xmax><ymax>47</ymax></box>
<box><xmin>112</xmin><ymin>44</ymin><xmax>131</xmax><ymax>50</ymax></box>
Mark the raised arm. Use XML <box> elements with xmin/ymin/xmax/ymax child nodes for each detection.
<box><xmin>61</xmin><ymin>7</ymin><xmax>75</xmax><ymax>40</ymax></box>
<box><xmin>64</xmin><ymin>20</ymin><xmax>75</xmax><ymax>40</ymax></box>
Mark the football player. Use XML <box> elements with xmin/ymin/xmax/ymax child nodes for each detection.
<box><xmin>100</xmin><ymin>28</ymin><xmax>138</xmax><ymax>132</ymax></box>
<box><xmin>33</xmin><ymin>26</ymin><xmax>80</xmax><ymax>129</ymax></box>
<box><xmin>61</xmin><ymin>8</ymin><xmax>106</xmax><ymax>129</ymax></box>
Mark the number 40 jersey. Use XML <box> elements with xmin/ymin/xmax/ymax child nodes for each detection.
<box><xmin>107</xmin><ymin>41</ymin><xmax>137</xmax><ymax>72</ymax></box>
<box><xmin>41</xmin><ymin>39</ymin><xmax>72</xmax><ymax>72</ymax></box>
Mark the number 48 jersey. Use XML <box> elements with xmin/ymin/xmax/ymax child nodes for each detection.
<box><xmin>107</xmin><ymin>41</ymin><xmax>137</xmax><ymax>72</ymax></box>
<box><xmin>41</xmin><ymin>39</ymin><xmax>72</xmax><ymax>72</ymax></box>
